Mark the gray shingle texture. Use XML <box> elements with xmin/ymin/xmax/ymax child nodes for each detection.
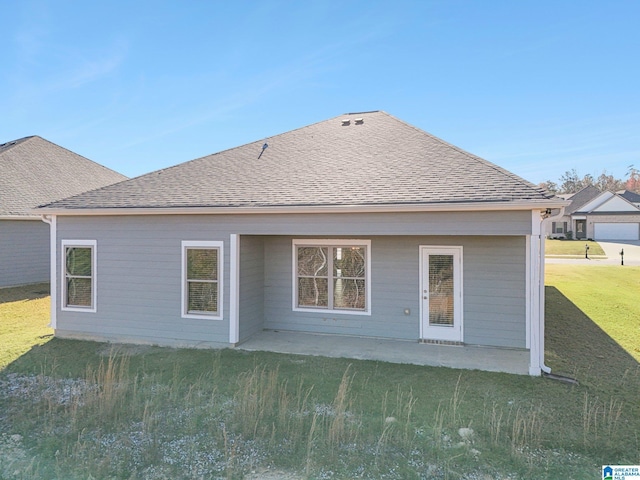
<box><xmin>40</xmin><ymin>111</ymin><xmax>556</xmax><ymax>210</ymax></box>
<box><xmin>618</xmin><ymin>189</ymin><xmax>640</xmax><ymax>204</ymax></box>
<box><xmin>0</xmin><ymin>136</ymin><xmax>127</xmax><ymax>216</ymax></box>
<box><xmin>564</xmin><ymin>185</ymin><xmax>603</xmax><ymax>214</ymax></box>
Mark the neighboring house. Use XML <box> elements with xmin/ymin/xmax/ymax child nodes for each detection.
<box><xmin>38</xmin><ymin>111</ymin><xmax>566</xmax><ymax>376</ymax></box>
<box><xmin>547</xmin><ymin>185</ymin><xmax>601</xmax><ymax>239</ymax></box>
<box><xmin>0</xmin><ymin>136</ymin><xmax>127</xmax><ymax>287</ymax></box>
<box><xmin>546</xmin><ymin>185</ymin><xmax>640</xmax><ymax>240</ymax></box>
<box><xmin>618</xmin><ymin>189</ymin><xmax>640</xmax><ymax>209</ymax></box>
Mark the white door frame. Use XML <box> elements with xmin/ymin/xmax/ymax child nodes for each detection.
<box><xmin>419</xmin><ymin>246</ymin><xmax>463</xmax><ymax>342</ymax></box>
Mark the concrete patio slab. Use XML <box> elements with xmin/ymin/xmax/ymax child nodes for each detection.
<box><xmin>236</xmin><ymin>330</ymin><xmax>530</xmax><ymax>375</ymax></box>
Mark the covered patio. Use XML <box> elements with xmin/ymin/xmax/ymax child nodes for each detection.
<box><xmin>236</xmin><ymin>330</ymin><xmax>530</xmax><ymax>375</ymax></box>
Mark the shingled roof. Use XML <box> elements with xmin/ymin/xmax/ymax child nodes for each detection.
<box><xmin>564</xmin><ymin>185</ymin><xmax>603</xmax><ymax>214</ymax></box>
<box><xmin>39</xmin><ymin>111</ymin><xmax>561</xmax><ymax>212</ymax></box>
<box><xmin>1</xmin><ymin>136</ymin><xmax>127</xmax><ymax>216</ymax></box>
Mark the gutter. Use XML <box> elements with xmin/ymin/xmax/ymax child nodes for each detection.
<box><xmin>538</xmin><ymin>206</ymin><xmax>566</xmax><ymax>374</ymax></box>
<box><xmin>33</xmin><ymin>200</ymin><xmax>569</xmax><ymax>217</ymax></box>
<box><xmin>40</xmin><ymin>215</ymin><xmax>57</xmax><ymax>329</ymax></box>
<box><xmin>0</xmin><ymin>215</ymin><xmax>40</xmax><ymax>220</ymax></box>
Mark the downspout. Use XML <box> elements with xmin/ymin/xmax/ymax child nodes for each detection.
<box><xmin>41</xmin><ymin>214</ymin><xmax>57</xmax><ymax>329</ymax></box>
<box><xmin>538</xmin><ymin>206</ymin><xmax>566</xmax><ymax>374</ymax></box>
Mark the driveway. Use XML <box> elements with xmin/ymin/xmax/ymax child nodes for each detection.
<box><xmin>546</xmin><ymin>240</ymin><xmax>640</xmax><ymax>266</ymax></box>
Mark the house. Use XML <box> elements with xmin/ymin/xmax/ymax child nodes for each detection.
<box><xmin>617</xmin><ymin>189</ymin><xmax>640</xmax><ymax>209</ymax></box>
<box><xmin>0</xmin><ymin>136</ymin><xmax>127</xmax><ymax>288</ymax></box>
<box><xmin>547</xmin><ymin>185</ymin><xmax>601</xmax><ymax>239</ymax></box>
<box><xmin>37</xmin><ymin>111</ymin><xmax>566</xmax><ymax>376</ymax></box>
<box><xmin>546</xmin><ymin>185</ymin><xmax>640</xmax><ymax>240</ymax></box>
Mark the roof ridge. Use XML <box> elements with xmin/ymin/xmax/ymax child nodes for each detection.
<box><xmin>0</xmin><ymin>136</ymin><xmax>35</xmax><ymax>155</ymax></box>
<box><xmin>22</xmin><ymin>136</ymin><xmax>128</xmax><ymax>180</ymax></box>
<box><xmin>344</xmin><ymin>110</ymin><xmax>380</xmax><ymax>115</ymax></box>
<box><xmin>39</xmin><ymin>113</ymin><xmax>358</xmax><ymax>204</ymax></box>
<box><xmin>37</xmin><ymin>111</ymin><xmax>565</xmax><ymax>212</ymax></box>
<box><xmin>380</xmin><ymin>112</ymin><xmax>554</xmax><ymax>200</ymax></box>
<box><xmin>105</xmin><ymin>112</ymin><xmax>381</xmax><ymax>182</ymax></box>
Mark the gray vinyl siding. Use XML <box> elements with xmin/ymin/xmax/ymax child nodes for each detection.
<box><xmin>462</xmin><ymin>238</ymin><xmax>526</xmax><ymax>347</ymax></box>
<box><xmin>0</xmin><ymin>219</ymin><xmax>49</xmax><ymax>287</ymax></box>
<box><xmin>56</xmin><ymin>216</ymin><xmax>231</xmax><ymax>347</ymax></box>
<box><xmin>54</xmin><ymin>213</ymin><xmax>530</xmax><ymax>349</ymax></box>
<box><xmin>264</xmin><ymin>235</ymin><xmax>526</xmax><ymax>348</ymax></box>
<box><xmin>238</xmin><ymin>235</ymin><xmax>265</xmax><ymax>342</ymax></box>
<box><xmin>144</xmin><ymin>210</ymin><xmax>530</xmax><ymax>236</ymax></box>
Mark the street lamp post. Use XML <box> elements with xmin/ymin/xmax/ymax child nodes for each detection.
<box><xmin>620</xmin><ymin>248</ymin><xmax>624</xmax><ymax>266</ymax></box>
<box><xmin>585</xmin><ymin>244</ymin><xmax>590</xmax><ymax>259</ymax></box>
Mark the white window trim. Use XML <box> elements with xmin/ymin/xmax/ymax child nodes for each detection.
<box><xmin>61</xmin><ymin>239</ymin><xmax>97</xmax><ymax>313</ymax></box>
<box><xmin>181</xmin><ymin>240</ymin><xmax>224</xmax><ymax>320</ymax></box>
<box><xmin>292</xmin><ymin>239</ymin><xmax>371</xmax><ymax>316</ymax></box>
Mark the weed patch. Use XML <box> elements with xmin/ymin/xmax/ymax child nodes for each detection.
<box><xmin>1</xmin><ymin>277</ymin><xmax>638</xmax><ymax>478</ymax></box>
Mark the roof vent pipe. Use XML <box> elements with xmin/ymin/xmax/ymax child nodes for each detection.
<box><xmin>258</xmin><ymin>142</ymin><xmax>268</xmax><ymax>159</ymax></box>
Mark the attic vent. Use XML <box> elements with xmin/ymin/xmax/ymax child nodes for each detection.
<box><xmin>354</xmin><ymin>118</ymin><xmax>364</xmax><ymax>124</ymax></box>
<box><xmin>341</xmin><ymin>119</ymin><xmax>350</xmax><ymax>126</ymax></box>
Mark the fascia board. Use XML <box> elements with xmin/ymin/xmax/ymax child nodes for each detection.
<box><xmin>35</xmin><ymin>200</ymin><xmax>569</xmax><ymax>217</ymax></box>
<box><xmin>0</xmin><ymin>215</ymin><xmax>40</xmax><ymax>220</ymax></box>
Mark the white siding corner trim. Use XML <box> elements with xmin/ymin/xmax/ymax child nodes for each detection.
<box><xmin>61</xmin><ymin>239</ymin><xmax>97</xmax><ymax>313</ymax></box>
<box><xmin>292</xmin><ymin>239</ymin><xmax>372</xmax><ymax>316</ymax></box>
<box><xmin>229</xmin><ymin>234</ymin><xmax>240</xmax><ymax>344</ymax></box>
<box><xmin>181</xmin><ymin>240</ymin><xmax>224</xmax><ymax>320</ymax></box>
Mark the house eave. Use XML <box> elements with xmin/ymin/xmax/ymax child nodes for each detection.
<box><xmin>574</xmin><ymin>211</ymin><xmax>640</xmax><ymax>216</ymax></box>
<box><xmin>0</xmin><ymin>215</ymin><xmax>40</xmax><ymax>220</ymax></box>
<box><xmin>35</xmin><ymin>200</ymin><xmax>569</xmax><ymax>216</ymax></box>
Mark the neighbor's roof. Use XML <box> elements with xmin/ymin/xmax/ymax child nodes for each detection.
<box><xmin>617</xmin><ymin>189</ymin><xmax>640</xmax><ymax>204</ymax></box>
<box><xmin>565</xmin><ymin>185</ymin><xmax>603</xmax><ymax>214</ymax></box>
<box><xmin>0</xmin><ymin>136</ymin><xmax>127</xmax><ymax>216</ymax></box>
<box><xmin>39</xmin><ymin>111</ymin><xmax>563</xmax><ymax>213</ymax></box>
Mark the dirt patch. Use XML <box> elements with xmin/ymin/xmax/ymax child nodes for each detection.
<box><xmin>97</xmin><ymin>343</ymin><xmax>155</xmax><ymax>357</ymax></box>
<box><xmin>244</xmin><ymin>468</ymin><xmax>304</xmax><ymax>480</ymax></box>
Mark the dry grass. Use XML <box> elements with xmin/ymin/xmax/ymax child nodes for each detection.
<box><xmin>1</xmin><ymin>278</ymin><xmax>639</xmax><ymax>478</ymax></box>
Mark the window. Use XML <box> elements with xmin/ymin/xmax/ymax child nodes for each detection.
<box><xmin>62</xmin><ymin>240</ymin><xmax>96</xmax><ymax>312</ymax></box>
<box><xmin>181</xmin><ymin>241</ymin><xmax>223</xmax><ymax>319</ymax></box>
<box><xmin>293</xmin><ymin>239</ymin><xmax>371</xmax><ymax>315</ymax></box>
<box><xmin>552</xmin><ymin>222</ymin><xmax>567</xmax><ymax>234</ymax></box>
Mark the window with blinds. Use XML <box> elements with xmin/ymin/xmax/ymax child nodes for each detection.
<box><xmin>182</xmin><ymin>241</ymin><xmax>223</xmax><ymax>319</ymax></box>
<box><xmin>62</xmin><ymin>240</ymin><xmax>97</xmax><ymax>312</ymax></box>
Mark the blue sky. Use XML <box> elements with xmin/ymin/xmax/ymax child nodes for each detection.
<box><xmin>2</xmin><ymin>1</ymin><xmax>639</xmax><ymax>185</ymax></box>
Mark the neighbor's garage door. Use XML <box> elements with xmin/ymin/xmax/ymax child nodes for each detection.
<box><xmin>593</xmin><ymin>223</ymin><xmax>640</xmax><ymax>240</ymax></box>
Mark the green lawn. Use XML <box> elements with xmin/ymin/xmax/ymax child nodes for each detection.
<box><xmin>545</xmin><ymin>264</ymin><xmax>640</xmax><ymax>363</ymax></box>
<box><xmin>0</xmin><ymin>283</ymin><xmax>52</xmax><ymax>370</ymax></box>
<box><xmin>545</xmin><ymin>239</ymin><xmax>606</xmax><ymax>256</ymax></box>
<box><xmin>1</xmin><ymin>273</ymin><xmax>638</xmax><ymax>479</ymax></box>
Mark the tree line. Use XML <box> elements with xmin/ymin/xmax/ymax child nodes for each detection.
<box><xmin>539</xmin><ymin>165</ymin><xmax>640</xmax><ymax>195</ymax></box>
